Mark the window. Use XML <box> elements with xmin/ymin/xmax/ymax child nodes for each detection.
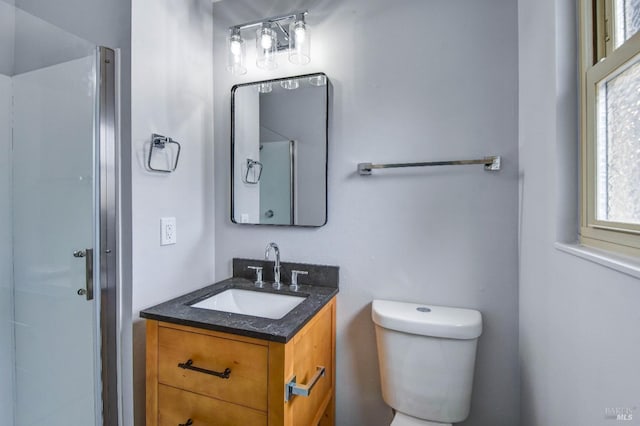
<box><xmin>580</xmin><ymin>0</ymin><xmax>640</xmax><ymax>256</ymax></box>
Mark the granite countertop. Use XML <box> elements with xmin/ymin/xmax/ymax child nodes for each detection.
<box><xmin>140</xmin><ymin>260</ymin><xmax>338</xmax><ymax>343</ymax></box>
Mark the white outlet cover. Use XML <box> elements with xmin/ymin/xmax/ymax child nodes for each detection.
<box><xmin>160</xmin><ymin>217</ymin><xmax>177</xmax><ymax>245</ymax></box>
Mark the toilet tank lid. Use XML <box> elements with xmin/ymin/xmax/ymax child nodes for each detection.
<box><xmin>371</xmin><ymin>299</ymin><xmax>482</xmax><ymax>340</ymax></box>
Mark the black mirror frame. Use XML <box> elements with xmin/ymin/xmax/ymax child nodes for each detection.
<box><xmin>230</xmin><ymin>72</ymin><xmax>329</xmax><ymax>227</ymax></box>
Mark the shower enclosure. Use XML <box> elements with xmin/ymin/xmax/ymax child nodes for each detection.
<box><xmin>1</xmin><ymin>3</ymin><xmax>118</xmax><ymax>425</ymax></box>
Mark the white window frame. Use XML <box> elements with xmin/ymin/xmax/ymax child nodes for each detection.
<box><xmin>580</xmin><ymin>0</ymin><xmax>640</xmax><ymax>256</ymax></box>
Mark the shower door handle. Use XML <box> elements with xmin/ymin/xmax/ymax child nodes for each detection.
<box><xmin>73</xmin><ymin>248</ymin><xmax>94</xmax><ymax>301</ymax></box>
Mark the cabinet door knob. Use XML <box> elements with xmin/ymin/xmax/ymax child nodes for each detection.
<box><xmin>179</xmin><ymin>419</ymin><xmax>193</xmax><ymax>426</ymax></box>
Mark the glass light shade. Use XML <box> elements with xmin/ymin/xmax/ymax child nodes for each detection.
<box><xmin>308</xmin><ymin>74</ymin><xmax>326</xmax><ymax>86</ymax></box>
<box><xmin>227</xmin><ymin>31</ymin><xmax>246</xmax><ymax>75</ymax></box>
<box><xmin>289</xmin><ymin>20</ymin><xmax>310</xmax><ymax>65</ymax></box>
<box><xmin>280</xmin><ymin>79</ymin><xmax>299</xmax><ymax>90</ymax></box>
<box><xmin>256</xmin><ymin>26</ymin><xmax>278</xmax><ymax>70</ymax></box>
<box><xmin>257</xmin><ymin>82</ymin><xmax>273</xmax><ymax>93</ymax></box>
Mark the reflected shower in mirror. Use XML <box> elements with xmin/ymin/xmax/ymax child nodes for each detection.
<box><xmin>231</xmin><ymin>73</ymin><xmax>328</xmax><ymax>226</ymax></box>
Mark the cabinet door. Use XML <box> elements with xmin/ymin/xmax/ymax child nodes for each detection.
<box><xmin>286</xmin><ymin>299</ymin><xmax>335</xmax><ymax>425</ymax></box>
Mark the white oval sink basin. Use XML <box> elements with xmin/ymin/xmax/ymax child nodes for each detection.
<box><xmin>190</xmin><ymin>289</ymin><xmax>306</xmax><ymax>319</ymax></box>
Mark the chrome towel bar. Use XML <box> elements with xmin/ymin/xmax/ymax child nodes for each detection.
<box><xmin>285</xmin><ymin>366</ymin><xmax>326</xmax><ymax>402</ymax></box>
<box><xmin>357</xmin><ymin>156</ymin><xmax>501</xmax><ymax>175</ymax></box>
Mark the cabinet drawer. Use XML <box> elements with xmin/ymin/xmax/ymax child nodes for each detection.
<box><xmin>158</xmin><ymin>384</ymin><xmax>267</xmax><ymax>426</ymax></box>
<box><xmin>157</xmin><ymin>326</ymin><xmax>268</xmax><ymax>411</ymax></box>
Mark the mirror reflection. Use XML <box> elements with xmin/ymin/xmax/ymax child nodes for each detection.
<box><xmin>231</xmin><ymin>73</ymin><xmax>328</xmax><ymax>226</ymax></box>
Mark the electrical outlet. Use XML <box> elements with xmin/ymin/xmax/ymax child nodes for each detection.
<box><xmin>160</xmin><ymin>217</ymin><xmax>176</xmax><ymax>245</ymax></box>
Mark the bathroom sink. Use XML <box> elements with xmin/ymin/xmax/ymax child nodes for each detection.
<box><xmin>190</xmin><ymin>288</ymin><xmax>306</xmax><ymax>319</ymax></box>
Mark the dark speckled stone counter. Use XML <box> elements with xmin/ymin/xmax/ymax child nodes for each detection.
<box><xmin>140</xmin><ymin>261</ymin><xmax>338</xmax><ymax>343</ymax></box>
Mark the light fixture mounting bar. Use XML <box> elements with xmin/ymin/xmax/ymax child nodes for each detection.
<box><xmin>274</xmin><ymin>21</ymin><xmax>290</xmax><ymax>40</ymax></box>
<box><xmin>230</xmin><ymin>10</ymin><xmax>308</xmax><ymax>32</ymax></box>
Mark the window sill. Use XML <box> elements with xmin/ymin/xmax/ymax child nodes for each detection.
<box><xmin>555</xmin><ymin>242</ymin><xmax>640</xmax><ymax>280</ymax></box>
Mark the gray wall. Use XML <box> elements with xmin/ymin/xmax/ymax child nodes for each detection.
<box><xmin>10</xmin><ymin>6</ymin><xmax>94</xmax><ymax>76</ymax></box>
<box><xmin>519</xmin><ymin>0</ymin><xmax>640</xmax><ymax>424</ymax></box>
<box><xmin>0</xmin><ymin>2</ymin><xmax>15</xmax><ymax>76</ymax></box>
<box><xmin>213</xmin><ymin>0</ymin><xmax>520</xmax><ymax>424</ymax></box>
<box><xmin>130</xmin><ymin>0</ymin><xmax>214</xmax><ymax>424</ymax></box>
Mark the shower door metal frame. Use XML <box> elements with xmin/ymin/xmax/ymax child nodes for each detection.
<box><xmin>97</xmin><ymin>46</ymin><xmax>118</xmax><ymax>426</ymax></box>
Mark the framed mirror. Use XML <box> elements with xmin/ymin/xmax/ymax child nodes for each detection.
<box><xmin>231</xmin><ymin>73</ymin><xmax>328</xmax><ymax>227</ymax></box>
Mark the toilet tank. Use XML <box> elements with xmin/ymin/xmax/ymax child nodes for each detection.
<box><xmin>372</xmin><ymin>300</ymin><xmax>482</xmax><ymax>424</ymax></box>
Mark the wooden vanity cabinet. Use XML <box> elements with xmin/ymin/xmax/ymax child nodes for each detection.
<box><xmin>146</xmin><ymin>297</ymin><xmax>336</xmax><ymax>426</ymax></box>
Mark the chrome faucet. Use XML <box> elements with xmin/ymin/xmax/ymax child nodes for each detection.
<box><xmin>264</xmin><ymin>242</ymin><xmax>282</xmax><ymax>289</ymax></box>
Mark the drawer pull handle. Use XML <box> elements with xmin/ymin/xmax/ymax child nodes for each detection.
<box><xmin>179</xmin><ymin>420</ymin><xmax>193</xmax><ymax>426</ymax></box>
<box><xmin>177</xmin><ymin>359</ymin><xmax>231</xmax><ymax>379</ymax></box>
<box><xmin>284</xmin><ymin>366</ymin><xmax>326</xmax><ymax>402</ymax></box>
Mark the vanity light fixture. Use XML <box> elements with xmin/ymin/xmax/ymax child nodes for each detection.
<box><xmin>227</xmin><ymin>10</ymin><xmax>311</xmax><ymax>75</ymax></box>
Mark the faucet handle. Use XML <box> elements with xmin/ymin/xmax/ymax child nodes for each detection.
<box><xmin>290</xmin><ymin>270</ymin><xmax>308</xmax><ymax>291</ymax></box>
<box><xmin>247</xmin><ymin>266</ymin><xmax>264</xmax><ymax>288</ymax></box>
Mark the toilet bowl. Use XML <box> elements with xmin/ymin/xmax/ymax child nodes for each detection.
<box><xmin>372</xmin><ymin>299</ymin><xmax>482</xmax><ymax>425</ymax></box>
<box><xmin>389</xmin><ymin>412</ymin><xmax>451</xmax><ymax>426</ymax></box>
<box><xmin>391</xmin><ymin>412</ymin><xmax>450</xmax><ymax>426</ymax></box>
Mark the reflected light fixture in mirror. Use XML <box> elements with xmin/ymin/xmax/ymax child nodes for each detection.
<box><xmin>227</xmin><ymin>10</ymin><xmax>311</xmax><ymax>75</ymax></box>
<box><xmin>308</xmin><ymin>74</ymin><xmax>327</xmax><ymax>86</ymax></box>
<box><xmin>280</xmin><ymin>79</ymin><xmax>299</xmax><ymax>90</ymax></box>
<box><xmin>227</xmin><ymin>28</ymin><xmax>246</xmax><ymax>75</ymax></box>
<box><xmin>258</xmin><ymin>82</ymin><xmax>273</xmax><ymax>93</ymax></box>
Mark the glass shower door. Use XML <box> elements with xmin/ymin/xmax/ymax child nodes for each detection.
<box><xmin>260</xmin><ymin>140</ymin><xmax>294</xmax><ymax>225</ymax></box>
<box><xmin>11</xmin><ymin>51</ymin><xmax>100</xmax><ymax>426</ymax></box>
<box><xmin>11</xmin><ymin>52</ymin><xmax>100</xmax><ymax>426</ymax></box>
<box><xmin>1</xmin><ymin>4</ymin><xmax>104</xmax><ymax>424</ymax></box>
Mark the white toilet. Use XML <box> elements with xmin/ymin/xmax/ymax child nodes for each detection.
<box><xmin>371</xmin><ymin>300</ymin><xmax>483</xmax><ymax>426</ymax></box>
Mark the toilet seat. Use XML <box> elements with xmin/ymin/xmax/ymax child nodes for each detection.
<box><xmin>390</xmin><ymin>412</ymin><xmax>452</xmax><ymax>426</ymax></box>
